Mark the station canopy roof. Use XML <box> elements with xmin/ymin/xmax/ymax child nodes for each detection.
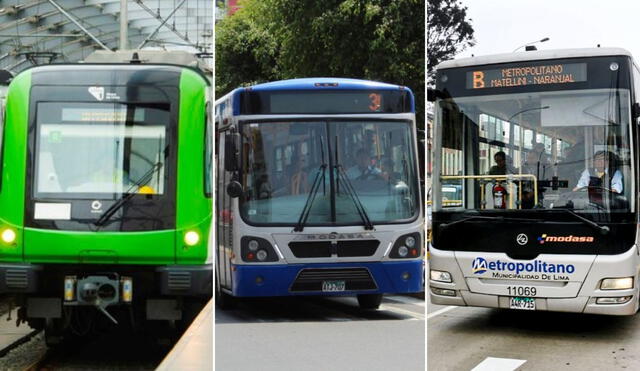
<box><xmin>0</xmin><ymin>0</ymin><xmax>213</xmax><ymax>75</ymax></box>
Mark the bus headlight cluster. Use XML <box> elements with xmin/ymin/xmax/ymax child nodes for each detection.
<box><xmin>241</xmin><ymin>236</ymin><xmax>278</xmax><ymax>263</ymax></box>
<box><xmin>600</xmin><ymin>277</ymin><xmax>634</xmax><ymax>290</ymax></box>
<box><xmin>1</xmin><ymin>228</ymin><xmax>16</xmax><ymax>244</ymax></box>
<box><xmin>390</xmin><ymin>233</ymin><xmax>421</xmax><ymax>259</ymax></box>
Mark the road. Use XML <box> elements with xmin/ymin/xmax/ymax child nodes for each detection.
<box><xmin>428</xmin><ymin>297</ymin><xmax>640</xmax><ymax>370</ymax></box>
<box><xmin>216</xmin><ymin>295</ymin><xmax>425</xmax><ymax>371</ymax></box>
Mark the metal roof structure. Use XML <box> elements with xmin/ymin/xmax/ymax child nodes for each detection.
<box><xmin>0</xmin><ymin>0</ymin><xmax>213</xmax><ymax>74</ymax></box>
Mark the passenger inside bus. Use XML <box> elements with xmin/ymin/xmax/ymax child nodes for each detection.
<box><xmin>488</xmin><ymin>151</ymin><xmax>517</xmax><ymax>175</ymax></box>
<box><xmin>290</xmin><ymin>155</ymin><xmax>310</xmax><ymax>195</ymax></box>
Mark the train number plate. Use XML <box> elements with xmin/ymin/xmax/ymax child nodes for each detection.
<box><xmin>509</xmin><ymin>297</ymin><xmax>536</xmax><ymax>310</ymax></box>
<box><xmin>322</xmin><ymin>280</ymin><xmax>346</xmax><ymax>292</ymax></box>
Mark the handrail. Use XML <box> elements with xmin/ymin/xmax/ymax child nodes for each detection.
<box><xmin>440</xmin><ymin>174</ymin><xmax>539</xmax><ymax>207</ymax></box>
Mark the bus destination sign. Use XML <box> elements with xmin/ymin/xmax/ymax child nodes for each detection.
<box><xmin>466</xmin><ymin>63</ymin><xmax>587</xmax><ymax>89</ymax></box>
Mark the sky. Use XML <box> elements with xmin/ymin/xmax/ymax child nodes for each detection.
<box><xmin>456</xmin><ymin>0</ymin><xmax>640</xmax><ymax>59</ymax></box>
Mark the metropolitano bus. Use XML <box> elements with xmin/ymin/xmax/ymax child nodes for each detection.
<box><xmin>429</xmin><ymin>48</ymin><xmax>640</xmax><ymax>315</ymax></box>
<box><xmin>215</xmin><ymin>78</ymin><xmax>423</xmax><ymax>309</ymax></box>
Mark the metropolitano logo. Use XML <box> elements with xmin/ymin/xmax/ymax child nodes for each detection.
<box><xmin>471</xmin><ymin>257</ymin><xmax>488</xmax><ymax>274</ymax></box>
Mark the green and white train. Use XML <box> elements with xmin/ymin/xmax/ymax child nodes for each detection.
<box><xmin>0</xmin><ymin>51</ymin><xmax>212</xmax><ymax>343</ymax></box>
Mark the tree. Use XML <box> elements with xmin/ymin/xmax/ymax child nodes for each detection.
<box><xmin>215</xmin><ymin>0</ymin><xmax>425</xmax><ymax>127</ymax></box>
<box><xmin>427</xmin><ymin>0</ymin><xmax>475</xmax><ymax>85</ymax></box>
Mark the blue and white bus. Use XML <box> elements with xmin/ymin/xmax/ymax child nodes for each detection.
<box><xmin>215</xmin><ymin>78</ymin><xmax>424</xmax><ymax>309</ymax></box>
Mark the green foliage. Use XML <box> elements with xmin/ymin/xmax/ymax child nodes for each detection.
<box><xmin>427</xmin><ymin>0</ymin><xmax>475</xmax><ymax>85</ymax></box>
<box><xmin>215</xmin><ymin>0</ymin><xmax>425</xmax><ymax>127</ymax></box>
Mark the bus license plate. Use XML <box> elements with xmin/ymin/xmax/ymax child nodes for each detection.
<box><xmin>509</xmin><ymin>297</ymin><xmax>535</xmax><ymax>310</ymax></box>
<box><xmin>322</xmin><ymin>280</ymin><xmax>346</xmax><ymax>292</ymax></box>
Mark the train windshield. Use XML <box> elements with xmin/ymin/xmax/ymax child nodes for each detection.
<box><xmin>436</xmin><ymin>87</ymin><xmax>633</xmax><ymax>213</ymax></box>
<box><xmin>34</xmin><ymin>102</ymin><xmax>170</xmax><ymax>199</ymax></box>
<box><xmin>240</xmin><ymin>120</ymin><xmax>419</xmax><ymax>225</ymax></box>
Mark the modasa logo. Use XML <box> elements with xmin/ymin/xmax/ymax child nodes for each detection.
<box><xmin>537</xmin><ymin>234</ymin><xmax>594</xmax><ymax>244</ymax></box>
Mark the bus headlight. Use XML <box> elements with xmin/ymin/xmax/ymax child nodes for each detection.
<box><xmin>1</xmin><ymin>228</ymin><xmax>16</xmax><ymax>244</ymax></box>
<box><xmin>398</xmin><ymin>246</ymin><xmax>409</xmax><ymax>257</ymax></box>
<box><xmin>256</xmin><ymin>250</ymin><xmax>268</xmax><ymax>261</ymax></box>
<box><xmin>390</xmin><ymin>233</ymin><xmax>421</xmax><ymax>259</ymax></box>
<box><xmin>184</xmin><ymin>231</ymin><xmax>200</xmax><ymax>246</ymax></box>
<box><xmin>405</xmin><ymin>236</ymin><xmax>416</xmax><ymax>248</ymax></box>
<box><xmin>241</xmin><ymin>236</ymin><xmax>278</xmax><ymax>263</ymax></box>
<box><xmin>430</xmin><ymin>270</ymin><xmax>452</xmax><ymax>283</ymax></box>
<box><xmin>601</xmin><ymin>277</ymin><xmax>634</xmax><ymax>290</ymax></box>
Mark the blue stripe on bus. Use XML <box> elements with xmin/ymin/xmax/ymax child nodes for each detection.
<box><xmin>230</xmin><ymin>260</ymin><xmax>423</xmax><ymax>297</ymax></box>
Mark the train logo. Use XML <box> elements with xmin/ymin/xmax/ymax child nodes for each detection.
<box><xmin>88</xmin><ymin>86</ymin><xmax>105</xmax><ymax>101</ymax></box>
<box><xmin>91</xmin><ymin>200</ymin><xmax>102</xmax><ymax>213</ymax></box>
<box><xmin>471</xmin><ymin>257</ymin><xmax>488</xmax><ymax>274</ymax></box>
<box><xmin>516</xmin><ymin>233</ymin><xmax>528</xmax><ymax>246</ymax></box>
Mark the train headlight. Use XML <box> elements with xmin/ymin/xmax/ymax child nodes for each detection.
<box><xmin>184</xmin><ymin>231</ymin><xmax>200</xmax><ymax>246</ymax></box>
<box><xmin>1</xmin><ymin>229</ymin><xmax>16</xmax><ymax>244</ymax></box>
<box><xmin>256</xmin><ymin>249</ymin><xmax>268</xmax><ymax>261</ymax></box>
<box><xmin>405</xmin><ymin>236</ymin><xmax>416</xmax><ymax>248</ymax></box>
<box><xmin>248</xmin><ymin>240</ymin><xmax>259</xmax><ymax>251</ymax></box>
<box><xmin>601</xmin><ymin>277</ymin><xmax>634</xmax><ymax>290</ymax></box>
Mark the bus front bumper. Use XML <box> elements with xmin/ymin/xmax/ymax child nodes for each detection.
<box><xmin>231</xmin><ymin>260</ymin><xmax>423</xmax><ymax>297</ymax></box>
<box><xmin>430</xmin><ymin>289</ymin><xmax>639</xmax><ymax>316</ymax></box>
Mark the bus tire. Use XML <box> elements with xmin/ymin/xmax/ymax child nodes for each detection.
<box><xmin>357</xmin><ymin>294</ymin><xmax>383</xmax><ymax>310</ymax></box>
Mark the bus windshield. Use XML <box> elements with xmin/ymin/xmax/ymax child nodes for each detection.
<box><xmin>240</xmin><ymin>120</ymin><xmax>419</xmax><ymax>225</ymax></box>
<box><xmin>437</xmin><ymin>87</ymin><xmax>633</xmax><ymax>213</ymax></box>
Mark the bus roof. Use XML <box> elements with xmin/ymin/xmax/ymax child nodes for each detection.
<box><xmin>436</xmin><ymin>47</ymin><xmax>633</xmax><ymax>70</ymax></box>
<box><xmin>248</xmin><ymin>77</ymin><xmax>410</xmax><ymax>92</ymax></box>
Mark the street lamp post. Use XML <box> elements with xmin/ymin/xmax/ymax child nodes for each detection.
<box><xmin>512</xmin><ymin>37</ymin><xmax>550</xmax><ymax>52</ymax></box>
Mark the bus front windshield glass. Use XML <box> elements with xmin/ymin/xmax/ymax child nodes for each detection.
<box><xmin>240</xmin><ymin>120</ymin><xmax>418</xmax><ymax>225</ymax></box>
<box><xmin>34</xmin><ymin>102</ymin><xmax>169</xmax><ymax>199</ymax></box>
<box><xmin>437</xmin><ymin>88</ymin><xmax>633</xmax><ymax>213</ymax></box>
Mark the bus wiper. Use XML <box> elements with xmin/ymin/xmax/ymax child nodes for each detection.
<box><xmin>335</xmin><ymin>164</ymin><xmax>374</xmax><ymax>230</ymax></box>
<box><xmin>94</xmin><ymin>162</ymin><xmax>163</xmax><ymax>227</ymax></box>
<box><xmin>553</xmin><ymin>208</ymin><xmax>610</xmax><ymax>235</ymax></box>
<box><xmin>439</xmin><ymin>215</ymin><xmax>543</xmax><ymax>231</ymax></box>
<box><xmin>293</xmin><ymin>164</ymin><xmax>327</xmax><ymax>232</ymax></box>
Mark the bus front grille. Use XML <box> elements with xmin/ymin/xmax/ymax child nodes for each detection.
<box><xmin>290</xmin><ymin>268</ymin><xmax>377</xmax><ymax>292</ymax></box>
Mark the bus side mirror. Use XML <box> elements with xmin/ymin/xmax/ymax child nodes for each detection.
<box><xmin>226</xmin><ymin>181</ymin><xmax>243</xmax><ymax>198</ymax></box>
<box><xmin>224</xmin><ymin>133</ymin><xmax>239</xmax><ymax>172</ymax></box>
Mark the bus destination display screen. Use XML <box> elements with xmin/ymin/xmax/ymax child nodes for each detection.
<box><xmin>240</xmin><ymin>90</ymin><xmax>411</xmax><ymax>114</ymax></box>
<box><xmin>466</xmin><ymin>62</ymin><xmax>587</xmax><ymax>89</ymax></box>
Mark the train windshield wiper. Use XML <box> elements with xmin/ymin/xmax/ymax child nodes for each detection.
<box><xmin>293</xmin><ymin>164</ymin><xmax>327</xmax><ymax>232</ymax></box>
<box><xmin>335</xmin><ymin>164</ymin><xmax>374</xmax><ymax>230</ymax></box>
<box><xmin>94</xmin><ymin>162</ymin><xmax>163</xmax><ymax>227</ymax></box>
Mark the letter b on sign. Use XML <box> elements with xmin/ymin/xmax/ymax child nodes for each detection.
<box><xmin>473</xmin><ymin>71</ymin><xmax>485</xmax><ymax>89</ymax></box>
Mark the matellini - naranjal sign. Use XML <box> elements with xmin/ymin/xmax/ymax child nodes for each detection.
<box><xmin>466</xmin><ymin>63</ymin><xmax>587</xmax><ymax>89</ymax></box>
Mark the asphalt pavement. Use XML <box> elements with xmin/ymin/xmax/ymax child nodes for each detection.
<box><xmin>428</xmin><ymin>297</ymin><xmax>640</xmax><ymax>370</ymax></box>
<box><xmin>216</xmin><ymin>295</ymin><xmax>425</xmax><ymax>371</ymax></box>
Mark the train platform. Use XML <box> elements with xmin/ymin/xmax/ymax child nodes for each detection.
<box><xmin>156</xmin><ymin>299</ymin><xmax>212</xmax><ymax>371</ymax></box>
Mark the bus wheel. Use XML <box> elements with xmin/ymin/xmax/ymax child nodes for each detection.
<box><xmin>357</xmin><ymin>294</ymin><xmax>382</xmax><ymax>310</ymax></box>
<box><xmin>215</xmin><ymin>277</ymin><xmax>235</xmax><ymax>310</ymax></box>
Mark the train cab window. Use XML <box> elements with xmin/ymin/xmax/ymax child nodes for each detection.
<box><xmin>33</xmin><ymin>102</ymin><xmax>170</xmax><ymax>199</ymax></box>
